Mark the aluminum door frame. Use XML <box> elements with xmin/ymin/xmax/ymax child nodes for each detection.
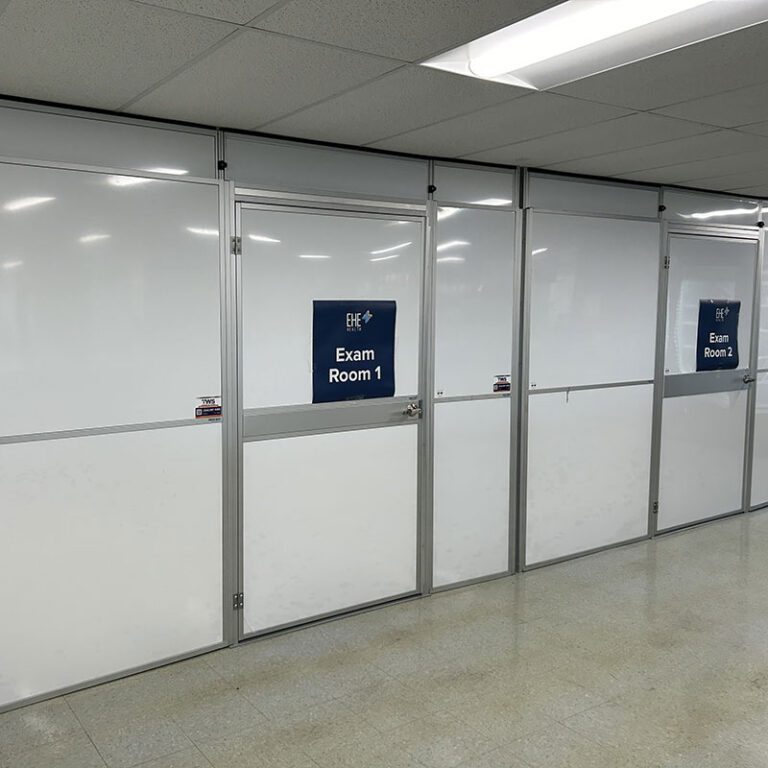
<box><xmin>232</xmin><ymin>191</ymin><xmax>433</xmax><ymax>641</ymax></box>
<box><xmin>649</xmin><ymin>223</ymin><xmax>764</xmax><ymax>536</ymax></box>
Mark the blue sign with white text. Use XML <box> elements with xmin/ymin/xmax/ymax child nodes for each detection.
<box><xmin>696</xmin><ymin>299</ymin><xmax>740</xmax><ymax>371</ymax></box>
<box><xmin>312</xmin><ymin>300</ymin><xmax>396</xmax><ymax>403</ymax></box>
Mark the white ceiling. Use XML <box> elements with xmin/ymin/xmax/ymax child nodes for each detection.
<box><xmin>1</xmin><ymin>0</ymin><xmax>768</xmax><ymax>196</ymax></box>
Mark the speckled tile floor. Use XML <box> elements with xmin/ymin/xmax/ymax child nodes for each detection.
<box><xmin>4</xmin><ymin>511</ymin><xmax>768</xmax><ymax>767</ymax></box>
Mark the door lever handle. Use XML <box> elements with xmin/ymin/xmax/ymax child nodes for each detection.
<box><xmin>403</xmin><ymin>402</ymin><xmax>423</xmax><ymax>418</ymax></box>
<box><xmin>743</xmin><ymin>374</ymin><xmax>756</xmax><ymax>384</ymax></box>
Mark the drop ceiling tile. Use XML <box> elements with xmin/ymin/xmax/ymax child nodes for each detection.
<box><xmin>129</xmin><ymin>28</ymin><xmax>401</xmax><ymax>128</ymax></box>
<box><xmin>259</xmin><ymin>66</ymin><xmax>526</xmax><ymax>144</ymax></box>
<box><xmin>727</xmin><ymin>185</ymin><xmax>768</xmax><ymax>197</ymax></box>
<box><xmin>619</xmin><ymin>148</ymin><xmax>768</xmax><ymax>184</ymax></box>
<box><xmin>464</xmin><ymin>114</ymin><xmax>711</xmax><ymax>166</ymax></box>
<box><xmin>0</xmin><ymin>0</ymin><xmax>235</xmax><ymax>109</ymax></box>
<box><xmin>368</xmin><ymin>93</ymin><xmax>630</xmax><ymax>158</ymax></box>
<box><xmin>686</xmin><ymin>170</ymin><xmax>768</xmax><ymax>191</ymax></box>
<box><xmin>654</xmin><ymin>82</ymin><xmax>768</xmax><ymax>128</ymax></box>
<box><xmin>545</xmin><ymin>130</ymin><xmax>768</xmax><ymax>178</ymax></box>
<box><xmin>253</xmin><ymin>0</ymin><xmax>561</xmax><ymax>62</ymax></box>
<box><xmin>555</xmin><ymin>22</ymin><xmax>768</xmax><ymax>111</ymax></box>
<box><xmin>739</xmin><ymin>121</ymin><xmax>768</xmax><ymax>137</ymax></box>
<box><xmin>131</xmin><ymin>0</ymin><xmax>280</xmax><ymax>24</ymax></box>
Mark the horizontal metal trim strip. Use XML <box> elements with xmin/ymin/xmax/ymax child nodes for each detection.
<box><xmin>663</xmin><ymin>370</ymin><xmax>749</xmax><ymax>398</ymax></box>
<box><xmin>435</xmin><ymin>392</ymin><xmax>511</xmax><ymax>403</ymax></box>
<box><xmin>655</xmin><ymin>508</ymin><xmax>744</xmax><ymax>536</ymax></box>
<box><xmin>523</xmin><ymin>534</ymin><xmax>650</xmax><ymax>571</ymax></box>
<box><xmin>528</xmin><ymin>380</ymin><xmax>653</xmax><ymax>396</ymax></box>
<box><xmin>526</xmin><ymin>208</ymin><xmax>660</xmax><ymax>223</ymax></box>
<box><xmin>431</xmin><ymin>570</ymin><xmax>511</xmax><ymax>593</ymax></box>
<box><xmin>750</xmin><ymin>501</ymin><xmax>768</xmax><ymax>513</ymax></box>
<box><xmin>0</xmin><ymin>418</ymin><xmax>218</xmax><ymax>445</ymax></box>
<box><xmin>666</xmin><ymin>225</ymin><xmax>760</xmax><ymax>240</ymax></box>
<box><xmin>243</xmin><ymin>420</ymin><xmax>416</xmax><ymax>442</ymax></box>
<box><xmin>234</xmin><ymin>187</ymin><xmax>427</xmax><ymax>211</ymax></box>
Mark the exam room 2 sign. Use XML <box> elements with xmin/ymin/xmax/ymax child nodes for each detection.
<box><xmin>696</xmin><ymin>299</ymin><xmax>740</xmax><ymax>371</ymax></box>
<box><xmin>312</xmin><ymin>300</ymin><xmax>396</xmax><ymax>403</ymax></box>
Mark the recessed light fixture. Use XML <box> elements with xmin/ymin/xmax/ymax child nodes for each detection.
<box><xmin>436</xmin><ymin>256</ymin><xmax>466</xmax><ymax>263</ymax></box>
<box><xmin>3</xmin><ymin>196</ymin><xmax>55</xmax><ymax>212</ymax></box>
<box><xmin>186</xmin><ymin>227</ymin><xmax>219</xmax><ymax>236</ymax></box>
<box><xmin>79</xmin><ymin>234</ymin><xmax>111</xmax><ymax>243</ymax></box>
<box><xmin>144</xmin><ymin>167</ymin><xmax>189</xmax><ymax>176</ymax></box>
<box><xmin>371</xmin><ymin>241</ymin><xmax>412</xmax><ymax>255</ymax></box>
<box><xmin>299</xmin><ymin>254</ymin><xmax>331</xmax><ymax>259</ymax></box>
<box><xmin>436</xmin><ymin>240</ymin><xmax>470</xmax><ymax>252</ymax></box>
<box><xmin>370</xmin><ymin>254</ymin><xmax>400</xmax><ymax>262</ymax></box>
<box><xmin>108</xmin><ymin>175</ymin><xmax>153</xmax><ymax>187</ymax></box>
<box><xmin>422</xmin><ymin>0</ymin><xmax>768</xmax><ymax>90</ymax></box>
<box><xmin>249</xmin><ymin>234</ymin><xmax>281</xmax><ymax>243</ymax></box>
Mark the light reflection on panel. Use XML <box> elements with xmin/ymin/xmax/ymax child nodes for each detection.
<box><xmin>241</xmin><ymin>208</ymin><xmax>422</xmax><ymax>409</ymax></box>
<box><xmin>242</xmin><ymin>426</ymin><xmax>418</xmax><ymax>633</ymax></box>
<box><xmin>751</xmin><ymin>373</ymin><xmax>768</xmax><ymax>507</ymax></box>
<box><xmin>664</xmin><ymin>190</ymin><xmax>760</xmax><ymax>228</ymax></box>
<box><xmin>433</xmin><ymin>399</ymin><xmax>510</xmax><ymax>587</ymax></box>
<box><xmin>525</xmin><ymin>385</ymin><xmax>652</xmax><ymax>566</ymax></box>
<box><xmin>527</xmin><ymin>213</ymin><xmax>659</xmax><ymax>389</ymax></box>
<box><xmin>0</xmin><ymin>163</ymin><xmax>221</xmax><ymax>436</ymax></box>
<box><xmin>433</xmin><ymin>164</ymin><xmax>515</xmax><ymax>207</ymax></box>
<box><xmin>434</xmin><ymin>207</ymin><xmax>515</xmax><ymax>397</ymax></box>
<box><xmin>0</xmin><ymin>425</ymin><xmax>223</xmax><ymax>708</ymax></box>
<box><xmin>658</xmin><ymin>391</ymin><xmax>746</xmax><ymax>530</ymax></box>
<box><xmin>664</xmin><ymin>236</ymin><xmax>756</xmax><ymax>376</ymax></box>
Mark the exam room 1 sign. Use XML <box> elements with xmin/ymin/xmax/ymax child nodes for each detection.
<box><xmin>312</xmin><ymin>300</ymin><xmax>396</xmax><ymax>403</ymax></box>
<box><xmin>696</xmin><ymin>299</ymin><xmax>740</xmax><ymax>371</ymax></box>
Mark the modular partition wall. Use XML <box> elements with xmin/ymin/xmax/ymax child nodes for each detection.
<box><xmin>2</xmin><ymin>101</ymin><xmax>768</xmax><ymax>712</ymax></box>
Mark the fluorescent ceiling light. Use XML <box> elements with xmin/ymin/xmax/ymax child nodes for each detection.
<box><xmin>371</xmin><ymin>241</ymin><xmax>412</xmax><ymax>255</ymax></box>
<box><xmin>437</xmin><ymin>207</ymin><xmax>460</xmax><ymax>221</ymax></box>
<box><xmin>422</xmin><ymin>0</ymin><xmax>768</xmax><ymax>90</ymax></box>
<box><xmin>436</xmin><ymin>256</ymin><xmax>466</xmax><ymax>263</ymax></box>
<box><xmin>187</xmin><ymin>227</ymin><xmax>219</xmax><ymax>236</ymax></box>
<box><xmin>472</xmin><ymin>198</ymin><xmax>513</xmax><ymax>206</ymax></box>
<box><xmin>249</xmin><ymin>234</ymin><xmax>281</xmax><ymax>243</ymax></box>
<box><xmin>79</xmin><ymin>234</ymin><xmax>110</xmax><ymax>243</ymax></box>
<box><xmin>144</xmin><ymin>167</ymin><xmax>189</xmax><ymax>176</ymax></box>
<box><xmin>299</xmin><ymin>254</ymin><xmax>331</xmax><ymax>259</ymax></box>
<box><xmin>108</xmin><ymin>175</ymin><xmax>153</xmax><ymax>187</ymax></box>
<box><xmin>3</xmin><ymin>196</ymin><xmax>55</xmax><ymax>212</ymax></box>
<box><xmin>370</xmin><ymin>254</ymin><xmax>400</xmax><ymax>262</ymax></box>
<box><xmin>436</xmin><ymin>240</ymin><xmax>470</xmax><ymax>252</ymax></box>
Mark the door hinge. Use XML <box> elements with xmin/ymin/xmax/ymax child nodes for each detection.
<box><xmin>232</xmin><ymin>592</ymin><xmax>244</xmax><ymax>610</ymax></box>
<box><xmin>652</xmin><ymin>501</ymin><xmax>659</xmax><ymax>515</ymax></box>
<box><xmin>231</xmin><ymin>236</ymin><xmax>242</xmax><ymax>256</ymax></box>
<box><xmin>663</xmin><ymin>254</ymin><xmax>671</xmax><ymax>269</ymax></box>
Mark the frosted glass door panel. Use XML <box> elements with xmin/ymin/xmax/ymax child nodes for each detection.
<box><xmin>665</xmin><ymin>236</ymin><xmax>756</xmax><ymax>375</ymax></box>
<box><xmin>751</xmin><ymin>373</ymin><xmax>768</xmax><ymax>507</ymax></box>
<box><xmin>528</xmin><ymin>214</ymin><xmax>659</xmax><ymax>389</ymax></box>
<box><xmin>433</xmin><ymin>399</ymin><xmax>510</xmax><ymax>587</ymax></box>
<box><xmin>0</xmin><ymin>425</ymin><xmax>223</xmax><ymax>708</ymax></box>
<box><xmin>241</xmin><ymin>208</ymin><xmax>422</xmax><ymax>408</ymax></box>
<box><xmin>526</xmin><ymin>385</ymin><xmax>653</xmax><ymax>566</ymax></box>
<box><xmin>242</xmin><ymin>426</ymin><xmax>418</xmax><ymax>633</ymax></box>
<box><xmin>658</xmin><ymin>392</ymin><xmax>747</xmax><ymax>530</ymax></box>
<box><xmin>434</xmin><ymin>208</ymin><xmax>515</xmax><ymax>397</ymax></box>
<box><xmin>0</xmin><ymin>163</ymin><xmax>221</xmax><ymax>436</ymax></box>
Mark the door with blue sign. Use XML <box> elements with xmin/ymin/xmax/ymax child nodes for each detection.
<box><xmin>658</xmin><ymin>232</ymin><xmax>759</xmax><ymax>533</ymax></box>
<box><xmin>236</xmin><ymin>202</ymin><xmax>425</xmax><ymax>637</ymax></box>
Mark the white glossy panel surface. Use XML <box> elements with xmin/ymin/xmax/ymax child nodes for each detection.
<box><xmin>663</xmin><ymin>190</ymin><xmax>760</xmax><ymax>228</ymax></box>
<box><xmin>751</xmin><ymin>373</ymin><xmax>768</xmax><ymax>507</ymax></box>
<box><xmin>433</xmin><ymin>399</ymin><xmax>510</xmax><ymax>587</ymax></box>
<box><xmin>0</xmin><ymin>106</ymin><xmax>216</xmax><ymax>177</ymax></box>
<box><xmin>0</xmin><ymin>425</ymin><xmax>223</xmax><ymax>708</ymax></box>
<box><xmin>665</xmin><ymin>236</ymin><xmax>756</xmax><ymax>375</ymax></box>
<box><xmin>227</xmin><ymin>135</ymin><xmax>427</xmax><ymax>201</ymax></box>
<box><xmin>758</xmin><ymin>258</ymin><xmax>768</xmax><ymax>370</ymax></box>
<box><xmin>241</xmin><ymin>207</ymin><xmax>422</xmax><ymax>408</ymax></box>
<box><xmin>525</xmin><ymin>385</ymin><xmax>653</xmax><ymax>566</ymax></box>
<box><xmin>528</xmin><ymin>175</ymin><xmax>658</xmax><ymax>218</ymax></box>
<box><xmin>242</xmin><ymin>426</ymin><xmax>418</xmax><ymax>633</ymax></box>
<box><xmin>0</xmin><ymin>163</ymin><xmax>221</xmax><ymax>436</ymax></box>
<box><xmin>433</xmin><ymin>164</ymin><xmax>516</xmax><ymax>207</ymax></box>
<box><xmin>434</xmin><ymin>208</ymin><xmax>515</xmax><ymax>397</ymax></box>
<box><xmin>528</xmin><ymin>214</ymin><xmax>659</xmax><ymax>389</ymax></box>
<box><xmin>658</xmin><ymin>391</ymin><xmax>746</xmax><ymax>530</ymax></box>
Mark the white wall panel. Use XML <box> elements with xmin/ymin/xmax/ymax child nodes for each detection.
<box><xmin>0</xmin><ymin>163</ymin><xmax>221</xmax><ymax>436</ymax></box>
<box><xmin>528</xmin><ymin>175</ymin><xmax>658</xmax><ymax>218</ymax></box>
<box><xmin>433</xmin><ymin>399</ymin><xmax>510</xmax><ymax>587</ymax></box>
<box><xmin>663</xmin><ymin>190</ymin><xmax>760</xmax><ymax>228</ymax></box>
<box><xmin>751</xmin><ymin>373</ymin><xmax>768</xmax><ymax>507</ymax></box>
<box><xmin>240</xmin><ymin>207</ymin><xmax>422</xmax><ymax>408</ymax></box>
<box><xmin>0</xmin><ymin>425</ymin><xmax>223</xmax><ymax>709</ymax></box>
<box><xmin>434</xmin><ymin>208</ymin><xmax>515</xmax><ymax>398</ymax></box>
<box><xmin>757</xmin><ymin>259</ymin><xmax>768</xmax><ymax>370</ymax></box>
<box><xmin>0</xmin><ymin>106</ymin><xmax>216</xmax><ymax>177</ymax></box>
<box><xmin>527</xmin><ymin>213</ymin><xmax>659</xmax><ymax>389</ymax></box>
<box><xmin>226</xmin><ymin>135</ymin><xmax>427</xmax><ymax>201</ymax></box>
<box><xmin>659</xmin><ymin>391</ymin><xmax>746</xmax><ymax>530</ymax></box>
<box><xmin>433</xmin><ymin>164</ymin><xmax>516</xmax><ymax>207</ymax></box>
<box><xmin>525</xmin><ymin>385</ymin><xmax>653</xmax><ymax>566</ymax></box>
<box><xmin>242</xmin><ymin>426</ymin><xmax>418</xmax><ymax>633</ymax></box>
<box><xmin>664</xmin><ymin>236</ymin><xmax>756</xmax><ymax>375</ymax></box>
